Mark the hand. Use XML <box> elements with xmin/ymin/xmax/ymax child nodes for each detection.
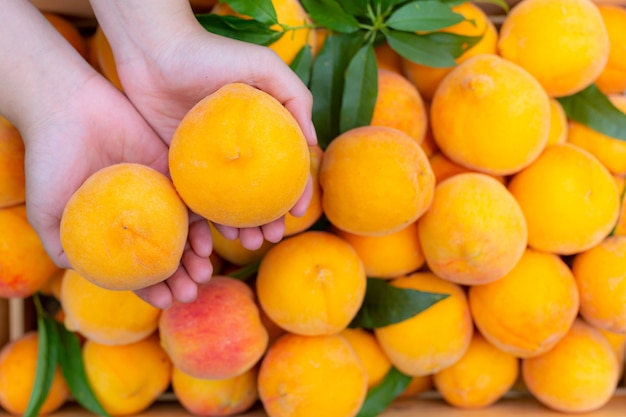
<box><xmin>21</xmin><ymin>72</ymin><xmax>211</xmax><ymax>308</ymax></box>
<box><xmin>90</xmin><ymin>0</ymin><xmax>317</xmax><ymax>251</ymax></box>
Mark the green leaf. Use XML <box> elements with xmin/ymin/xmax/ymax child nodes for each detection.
<box><xmin>387</xmin><ymin>1</ymin><xmax>465</xmax><ymax>32</ymax></box>
<box><xmin>557</xmin><ymin>84</ymin><xmax>626</xmax><ymax>141</ymax></box>
<box><xmin>196</xmin><ymin>14</ymin><xmax>283</xmax><ymax>46</ymax></box>
<box><xmin>340</xmin><ymin>44</ymin><xmax>378</xmax><ymax>133</ymax></box>
<box><xmin>24</xmin><ymin>302</ymin><xmax>59</xmax><ymax>417</ymax></box>
<box><xmin>56</xmin><ymin>322</ymin><xmax>110</xmax><ymax>417</ymax></box>
<box><xmin>228</xmin><ymin>260</ymin><xmax>261</xmax><ymax>281</ymax></box>
<box><xmin>310</xmin><ymin>32</ymin><xmax>365</xmax><ymax>148</ymax></box>
<box><xmin>290</xmin><ymin>45</ymin><xmax>314</xmax><ymax>86</ymax></box>
<box><xmin>356</xmin><ymin>367</ymin><xmax>413</xmax><ymax>417</ymax></box>
<box><xmin>385</xmin><ymin>28</ymin><xmax>481</xmax><ymax>67</ymax></box>
<box><xmin>350</xmin><ymin>278</ymin><xmax>449</xmax><ymax>329</ymax></box>
<box><xmin>377</xmin><ymin>0</ymin><xmax>411</xmax><ymax>12</ymax></box>
<box><xmin>340</xmin><ymin>0</ymin><xmax>370</xmax><ymax>16</ymax></box>
<box><xmin>301</xmin><ymin>0</ymin><xmax>361</xmax><ymax>33</ymax></box>
<box><xmin>221</xmin><ymin>0</ymin><xmax>278</xmax><ymax>25</ymax></box>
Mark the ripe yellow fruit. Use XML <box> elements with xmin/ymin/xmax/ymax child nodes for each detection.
<box><xmin>340</xmin><ymin>328</ymin><xmax>392</xmax><ymax>389</ymax></box>
<box><xmin>83</xmin><ymin>334</ymin><xmax>172</xmax><ymax>416</ymax></box>
<box><xmin>319</xmin><ymin>126</ymin><xmax>435</xmax><ymax>236</ymax></box>
<box><xmin>508</xmin><ymin>144</ymin><xmax>620</xmax><ymax>255</ymax></box>
<box><xmin>417</xmin><ymin>173</ymin><xmax>527</xmax><ymax>285</ymax></box>
<box><xmin>374</xmin><ymin>272</ymin><xmax>473</xmax><ymax>376</ymax></box>
<box><xmin>433</xmin><ymin>332</ymin><xmax>519</xmax><ymax>409</ymax></box>
<box><xmin>469</xmin><ymin>249</ymin><xmax>580</xmax><ymax>358</ymax></box>
<box><xmin>595</xmin><ymin>5</ymin><xmax>626</xmax><ymax>94</ymax></box>
<box><xmin>169</xmin><ymin>83</ymin><xmax>309</xmax><ymax>228</ymax></box>
<box><xmin>546</xmin><ymin>98</ymin><xmax>568</xmax><ymax>146</ymax></box>
<box><xmin>0</xmin><ymin>332</ymin><xmax>69</xmax><ymax>415</ymax></box>
<box><xmin>256</xmin><ymin>231</ymin><xmax>366</xmax><ymax>336</ymax></box>
<box><xmin>258</xmin><ymin>333</ymin><xmax>368</xmax><ymax>417</ymax></box>
<box><xmin>0</xmin><ymin>115</ymin><xmax>25</xmax><ymax>208</ymax></box>
<box><xmin>498</xmin><ymin>0</ymin><xmax>609</xmax><ymax>97</ymax></box>
<box><xmin>60</xmin><ymin>163</ymin><xmax>188</xmax><ymax>290</ymax></box>
<box><xmin>60</xmin><ymin>269</ymin><xmax>161</xmax><ymax>346</ymax></box>
<box><xmin>0</xmin><ymin>205</ymin><xmax>61</xmax><ymax>298</ymax></box>
<box><xmin>370</xmin><ymin>69</ymin><xmax>428</xmax><ymax>145</ymax></box>
<box><xmin>522</xmin><ymin>319</ymin><xmax>618</xmax><ymax>413</ymax></box>
<box><xmin>430</xmin><ymin>54</ymin><xmax>550</xmax><ymax>176</ymax></box>
<box><xmin>573</xmin><ymin>236</ymin><xmax>626</xmax><ymax>333</ymax></box>
<box><xmin>332</xmin><ymin>221</ymin><xmax>425</xmax><ymax>279</ymax></box>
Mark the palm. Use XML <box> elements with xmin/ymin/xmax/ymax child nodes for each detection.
<box><xmin>23</xmin><ymin>75</ymin><xmax>168</xmax><ymax>271</ymax></box>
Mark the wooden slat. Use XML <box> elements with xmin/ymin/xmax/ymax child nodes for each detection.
<box><xmin>4</xmin><ymin>390</ymin><xmax>626</xmax><ymax>417</ymax></box>
<box><xmin>8</xmin><ymin>297</ymin><xmax>25</xmax><ymax>342</ymax></box>
<box><xmin>0</xmin><ymin>298</ymin><xmax>8</xmax><ymax>347</ymax></box>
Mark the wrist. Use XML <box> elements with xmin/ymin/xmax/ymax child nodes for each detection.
<box><xmin>0</xmin><ymin>0</ymin><xmax>96</xmax><ymax>138</ymax></box>
<box><xmin>88</xmin><ymin>0</ymin><xmax>200</xmax><ymax>67</ymax></box>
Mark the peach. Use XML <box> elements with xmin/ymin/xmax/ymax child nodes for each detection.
<box><xmin>522</xmin><ymin>319</ymin><xmax>618</xmax><ymax>413</ymax></box>
<box><xmin>433</xmin><ymin>332</ymin><xmax>520</xmax><ymax>409</ymax></box>
<box><xmin>258</xmin><ymin>333</ymin><xmax>368</xmax><ymax>417</ymax></box>
<box><xmin>256</xmin><ymin>231</ymin><xmax>366</xmax><ymax>336</ymax></box>
<box><xmin>159</xmin><ymin>276</ymin><xmax>268</xmax><ymax>380</ymax></box>
<box><xmin>60</xmin><ymin>269</ymin><xmax>161</xmax><ymax>345</ymax></box>
<box><xmin>0</xmin><ymin>115</ymin><xmax>25</xmax><ymax>208</ymax></box>
<box><xmin>172</xmin><ymin>365</ymin><xmax>258</xmax><ymax>416</ymax></box>
<box><xmin>0</xmin><ymin>332</ymin><xmax>69</xmax><ymax>415</ymax></box>
<box><xmin>340</xmin><ymin>328</ymin><xmax>392</xmax><ymax>389</ymax></box>
<box><xmin>0</xmin><ymin>205</ymin><xmax>61</xmax><ymax>298</ymax></box>
<box><xmin>374</xmin><ymin>272</ymin><xmax>473</xmax><ymax>376</ymax></box>
<box><xmin>83</xmin><ymin>334</ymin><xmax>172</xmax><ymax>416</ymax></box>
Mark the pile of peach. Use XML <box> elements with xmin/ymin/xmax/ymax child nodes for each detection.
<box><xmin>2</xmin><ymin>0</ymin><xmax>626</xmax><ymax>416</ymax></box>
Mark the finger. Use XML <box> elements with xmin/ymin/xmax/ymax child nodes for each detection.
<box><xmin>134</xmin><ymin>282</ymin><xmax>173</xmax><ymax>310</ymax></box>
<box><xmin>289</xmin><ymin>174</ymin><xmax>314</xmax><ymax>218</ymax></box>
<box><xmin>212</xmin><ymin>222</ymin><xmax>239</xmax><ymax>240</ymax></box>
<box><xmin>188</xmin><ymin>217</ymin><xmax>212</xmax><ymax>257</ymax></box>
<box><xmin>239</xmin><ymin>227</ymin><xmax>265</xmax><ymax>251</ymax></box>
<box><xmin>261</xmin><ymin>218</ymin><xmax>285</xmax><ymax>243</ymax></box>
<box><xmin>165</xmin><ymin>266</ymin><xmax>199</xmax><ymax>304</ymax></box>
<box><xmin>181</xmin><ymin>248</ymin><xmax>213</xmax><ymax>285</ymax></box>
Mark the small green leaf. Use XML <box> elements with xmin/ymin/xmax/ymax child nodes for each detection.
<box><xmin>196</xmin><ymin>14</ymin><xmax>283</xmax><ymax>46</ymax></box>
<box><xmin>310</xmin><ymin>32</ymin><xmax>365</xmax><ymax>148</ymax></box>
<box><xmin>557</xmin><ymin>84</ymin><xmax>626</xmax><ymax>141</ymax></box>
<box><xmin>384</xmin><ymin>29</ymin><xmax>455</xmax><ymax>67</ymax></box>
<box><xmin>228</xmin><ymin>260</ymin><xmax>261</xmax><ymax>281</ymax></box>
<box><xmin>351</xmin><ymin>278</ymin><xmax>449</xmax><ymax>329</ymax></box>
<box><xmin>377</xmin><ymin>0</ymin><xmax>411</xmax><ymax>12</ymax></box>
<box><xmin>222</xmin><ymin>0</ymin><xmax>278</xmax><ymax>25</ymax></box>
<box><xmin>385</xmin><ymin>28</ymin><xmax>481</xmax><ymax>67</ymax></box>
<box><xmin>387</xmin><ymin>1</ymin><xmax>465</xmax><ymax>32</ymax></box>
<box><xmin>56</xmin><ymin>322</ymin><xmax>110</xmax><ymax>417</ymax></box>
<box><xmin>356</xmin><ymin>367</ymin><xmax>413</xmax><ymax>417</ymax></box>
<box><xmin>24</xmin><ymin>303</ymin><xmax>59</xmax><ymax>417</ymax></box>
<box><xmin>340</xmin><ymin>44</ymin><xmax>378</xmax><ymax>133</ymax></box>
<box><xmin>340</xmin><ymin>0</ymin><xmax>370</xmax><ymax>16</ymax></box>
<box><xmin>301</xmin><ymin>0</ymin><xmax>361</xmax><ymax>33</ymax></box>
<box><xmin>290</xmin><ymin>45</ymin><xmax>314</xmax><ymax>86</ymax></box>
